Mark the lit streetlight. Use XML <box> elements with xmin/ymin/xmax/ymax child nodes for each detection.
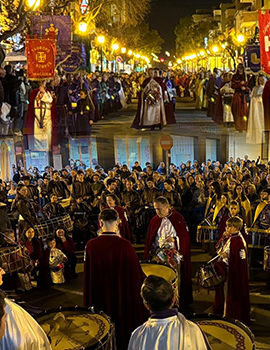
<box><xmin>121</xmin><ymin>47</ymin><xmax>126</xmax><ymax>54</ymax></box>
<box><xmin>97</xmin><ymin>35</ymin><xmax>105</xmax><ymax>44</ymax></box>
<box><xmin>237</xmin><ymin>34</ymin><xmax>245</xmax><ymax>44</ymax></box>
<box><xmin>212</xmin><ymin>45</ymin><xmax>219</xmax><ymax>53</ymax></box>
<box><xmin>112</xmin><ymin>43</ymin><xmax>119</xmax><ymax>51</ymax></box>
<box><xmin>27</xmin><ymin>0</ymin><xmax>40</xmax><ymax>10</ymax></box>
<box><xmin>78</xmin><ymin>21</ymin><xmax>87</xmax><ymax>34</ymax></box>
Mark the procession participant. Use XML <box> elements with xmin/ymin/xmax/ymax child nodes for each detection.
<box><xmin>43</xmin><ymin>194</ymin><xmax>67</xmax><ymax>219</ymax></box>
<box><xmin>48</xmin><ymin>171</ymin><xmax>70</xmax><ymax>199</ymax></box>
<box><xmin>72</xmin><ymin>170</ymin><xmax>91</xmax><ymax>200</ymax></box>
<box><xmin>54</xmin><ymin>227</ymin><xmax>77</xmax><ymax>280</ymax></box>
<box><xmin>84</xmin><ymin>209</ymin><xmax>148</xmax><ymax>350</ymax></box>
<box><xmin>131</xmin><ymin>68</ymin><xmax>175</xmax><ymax>130</ymax></box>
<box><xmin>24</xmin><ymin>80</ymin><xmax>56</xmax><ymax>152</ymax></box>
<box><xmin>102</xmin><ymin>194</ymin><xmax>131</xmax><ymax>241</ymax></box>
<box><xmin>206</xmin><ymin>68</ymin><xmax>222</xmax><ymax>118</ymax></box>
<box><xmin>232</xmin><ymin>183</ymin><xmax>252</xmax><ymax>227</ymax></box>
<box><xmin>162</xmin><ymin>179</ymin><xmax>182</xmax><ymax>212</ymax></box>
<box><xmin>128</xmin><ymin>275</ymin><xmax>210</xmax><ymax>350</ymax></box>
<box><xmin>121</xmin><ymin>178</ymin><xmax>141</xmax><ymax>213</ymax></box>
<box><xmin>252</xmin><ymin>188</ymin><xmax>270</xmax><ymax>230</ymax></box>
<box><xmin>100</xmin><ymin>179</ymin><xmax>121</xmax><ymax>208</ymax></box>
<box><xmin>144</xmin><ymin>197</ymin><xmax>193</xmax><ymax>307</ymax></box>
<box><xmin>214</xmin><ymin>216</ymin><xmax>250</xmax><ymax>325</ymax></box>
<box><xmin>22</xmin><ymin>175</ymin><xmax>39</xmax><ymax>201</ymax></box>
<box><xmin>231</xmin><ymin>63</ymin><xmax>249</xmax><ymax>131</ymax></box>
<box><xmin>0</xmin><ymin>262</ymin><xmax>52</xmax><ymax>349</ymax></box>
<box><xmin>143</xmin><ymin>177</ymin><xmax>161</xmax><ymax>207</ymax></box>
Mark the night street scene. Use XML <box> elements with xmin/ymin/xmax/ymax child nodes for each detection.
<box><xmin>2</xmin><ymin>0</ymin><xmax>270</xmax><ymax>349</ymax></box>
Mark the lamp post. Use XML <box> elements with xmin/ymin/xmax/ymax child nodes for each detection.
<box><xmin>212</xmin><ymin>45</ymin><xmax>219</xmax><ymax>69</ymax></box>
<box><xmin>97</xmin><ymin>35</ymin><xmax>105</xmax><ymax>72</ymax></box>
<box><xmin>112</xmin><ymin>43</ymin><xmax>119</xmax><ymax>72</ymax></box>
<box><xmin>121</xmin><ymin>47</ymin><xmax>126</xmax><ymax>71</ymax></box>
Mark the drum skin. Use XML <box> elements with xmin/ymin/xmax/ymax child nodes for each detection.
<box><xmin>140</xmin><ymin>261</ymin><xmax>177</xmax><ymax>284</ymax></box>
<box><xmin>188</xmin><ymin>314</ymin><xmax>255</xmax><ymax>350</ymax></box>
<box><xmin>35</xmin><ymin>307</ymin><xmax>115</xmax><ymax>350</ymax></box>
<box><xmin>0</xmin><ymin>246</ymin><xmax>31</xmax><ymax>273</ymax></box>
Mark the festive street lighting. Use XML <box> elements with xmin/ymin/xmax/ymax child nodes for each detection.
<box><xmin>78</xmin><ymin>21</ymin><xmax>87</xmax><ymax>34</ymax></box>
<box><xmin>212</xmin><ymin>45</ymin><xmax>219</xmax><ymax>53</ymax></box>
<box><xmin>237</xmin><ymin>34</ymin><xmax>245</xmax><ymax>43</ymax></box>
<box><xmin>128</xmin><ymin>50</ymin><xmax>133</xmax><ymax>56</ymax></box>
<box><xmin>112</xmin><ymin>43</ymin><xmax>119</xmax><ymax>51</ymax></box>
<box><xmin>121</xmin><ymin>47</ymin><xmax>126</xmax><ymax>54</ymax></box>
<box><xmin>27</xmin><ymin>0</ymin><xmax>40</xmax><ymax>10</ymax></box>
<box><xmin>97</xmin><ymin>35</ymin><xmax>105</xmax><ymax>44</ymax></box>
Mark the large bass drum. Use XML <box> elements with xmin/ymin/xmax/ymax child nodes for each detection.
<box><xmin>35</xmin><ymin>306</ymin><xmax>116</xmax><ymax>350</ymax></box>
<box><xmin>187</xmin><ymin>313</ymin><xmax>255</xmax><ymax>350</ymax></box>
<box><xmin>196</xmin><ymin>260</ymin><xmax>227</xmax><ymax>289</ymax></box>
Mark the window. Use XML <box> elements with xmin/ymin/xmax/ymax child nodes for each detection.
<box><xmin>171</xmin><ymin>136</ymin><xmax>194</xmax><ymax>166</ymax></box>
<box><xmin>25</xmin><ymin>150</ymin><xmax>49</xmax><ymax>171</ymax></box>
<box><xmin>114</xmin><ymin>137</ymin><xmax>152</xmax><ymax>168</ymax></box>
<box><xmin>206</xmin><ymin>138</ymin><xmax>217</xmax><ymax>161</ymax></box>
<box><xmin>69</xmin><ymin>137</ymin><xmax>98</xmax><ymax>168</ymax></box>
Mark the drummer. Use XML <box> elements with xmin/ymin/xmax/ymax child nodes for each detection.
<box><xmin>43</xmin><ymin>194</ymin><xmax>67</xmax><ymax>219</ymax></box>
<box><xmin>128</xmin><ymin>275</ymin><xmax>210</xmax><ymax>350</ymax></box>
<box><xmin>144</xmin><ymin>196</ymin><xmax>193</xmax><ymax>308</ymax></box>
<box><xmin>214</xmin><ymin>216</ymin><xmax>250</xmax><ymax>325</ymax></box>
<box><xmin>48</xmin><ymin>171</ymin><xmax>70</xmax><ymax>199</ymax></box>
<box><xmin>0</xmin><ymin>261</ymin><xmax>52</xmax><ymax>349</ymax></box>
<box><xmin>252</xmin><ymin>188</ymin><xmax>270</xmax><ymax>230</ymax></box>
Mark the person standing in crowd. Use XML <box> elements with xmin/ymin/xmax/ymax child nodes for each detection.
<box><xmin>206</xmin><ymin>68</ymin><xmax>222</xmax><ymax>118</ymax></box>
<box><xmin>128</xmin><ymin>275</ymin><xmax>210</xmax><ymax>350</ymax></box>
<box><xmin>84</xmin><ymin>209</ymin><xmax>148</xmax><ymax>350</ymax></box>
<box><xmin>231</xmin><ymin>63</ymin><xmax>249</xmax><ymax>131</ymax></box>
<box><xmin>246</xmin><ymin>75</ymin><xmax>266</xmax><ymax>144</ymax></box>
<box><xmin>214</xmin><ymin>216</ymin><xmax>250</xmax><ymax>325</ymax></box>
<box><xmin>144</xmin><ymin>197</ymin><xmax>193</xmax><ymax>308</ymax></box>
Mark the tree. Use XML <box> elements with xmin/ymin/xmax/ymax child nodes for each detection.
<box><xmin>175</xmin><ymin>16</ymin><xmax>218</xmax><ymax>57</ymax></box>
<box><xmin>106</xmin><ymin>23</ymin><xmax>163</xmax><ymax>56</ymax></box>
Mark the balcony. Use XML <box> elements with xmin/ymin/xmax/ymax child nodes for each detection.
<box><xmin>241</xmin><ymin>10</ymin><xmax>257</xmax><ymax>28</ymax></box>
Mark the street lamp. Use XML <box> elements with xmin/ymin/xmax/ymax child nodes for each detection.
<box><xmin>237</xmin><ymin>34</ymin><xmax>245</xmax><ymax>44</ymax></box>
<box><xmin>121</xmin><ymin>47</ymin><xmax>126</xmax><ymax>54</ymax></box>
<box><xmin>27</xmin><ymin>0</ymin><xmax>40</xmax><ymax>10</ymax></box>
<box><xmin>112</xmin><ymin>43</ymin><xmax>119</xmax><ymax>51</ymax></box>
<box><xmin>78</xmin><ymin>21</ymin><xmax>87</xmax><ymax>34</ymax></box>
<box><xmin>97</xmin><ymin>35</ymin><xmax>105</xmax><ymax>72</ymax></box>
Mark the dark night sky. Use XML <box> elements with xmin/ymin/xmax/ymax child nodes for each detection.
<box><xmin>148</xmin><ymin>0</ymin><xmax>226</xmax><ymax>52</ymax></box>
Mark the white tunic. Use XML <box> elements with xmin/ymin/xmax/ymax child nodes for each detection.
<box><xmin>246</xmin><ymin>85</ymin><xmax>265</xmax><ymax>144</ymax></box>
<box><xmin>128</xmin><ymin>313</ymin><xmax>209</xmax><ymax>350</ymax></box>
<box><xmin>154</xmin><ymin>217</ymin><xmax>178</xmax><ymax>249</ymax></box>
<box><xmin>1</xmin><ymin>298</ymin><xmax>52</xmax><ymax>350</ymax></box>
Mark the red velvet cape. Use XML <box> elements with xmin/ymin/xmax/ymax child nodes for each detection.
<box><xmin>226</xmin><ymin>234</ymin><xmax>250</xmax><ymax>325</ymax></box>
<box><xmin>83</xmin><ymin>233</ymin><xmax>148</xmax><ymax>350</ymax></box>
<box><xmin>144</xmin><ymin>210</ymin><xmax>193</xmax><ymax>307</ymax></box>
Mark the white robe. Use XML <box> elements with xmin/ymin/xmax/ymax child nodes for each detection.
<box><xmin>246</xmin><ymin>85</ymin><xmax>264</xmax><ymax>144</ymax></box>
<box><xmin>1</xmin><ymin>298</ymin><xmax>52</xmax><ymax>350</ymax></box>
<box><xmin>128</xmin><ymin>313</ymin><xmax>209</xmax><ymax>350</ymax></box>
<box><xmin>34</xmin><ymin>91</ymin><xmax>53</xmax><ymax>150</ymax></box>
<box><xmin>139</xmin><ymin>78</ymin><xmax>167</xmax><ymax>127</ymax></box>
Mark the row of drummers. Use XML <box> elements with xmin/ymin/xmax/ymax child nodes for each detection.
<box><xmin>198</xmin><ymin>188</ymin><xmax>270</xmax><ymax>251</ymax></box>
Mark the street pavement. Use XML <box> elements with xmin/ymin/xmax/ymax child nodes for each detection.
<box><xmin>11</xmin><ymin>99</ymin><xmax>270</xmax><ymax>349</ymax></box>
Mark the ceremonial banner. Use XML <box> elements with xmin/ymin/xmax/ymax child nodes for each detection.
<box><xmin>25</xmin><ymin>38</ymin><xmax>56</xmax><ymax>79</ymax></box>
<box><xmin>246</xmin><ymin>45</ymin><xmax>260</xmax><ymax>73</ymax></box>
<box><xmin>259</xmin><ymin>10</ymin><xmax>270</xmax><ymax>74</ymax></box>
<box><xmin>32</xmin><ymin>15</ymin><xmax>72</xmax><ymax>66</ymax></box>
<box><xmin>61</xmin><ymin>43</ymin><xmax>85</xmax><ymax>73</ymax></box>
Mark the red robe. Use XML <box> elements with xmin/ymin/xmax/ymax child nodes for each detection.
<box><xmin>102</xmin><ymin>205</ymin><xmax>131</xmax><ymax>241</ymax></box>
<box><xmin>144</xmin><ymin>210</ymin><xmax>193</xmax><ymax>307</ymax></box>
<box><xmin>263</xmin><ymin>80</ymin><xmax>270</xmax><ymax>130</ymax></box>
<box><xmin>83</xmin><ymin>233</ymin><xmax>148</xmax><ymax>350</ymax></box>
<box><xmin>226</xmin><ymin>233</ymin><xmax>250</xmax><ymax>325</ymax></box>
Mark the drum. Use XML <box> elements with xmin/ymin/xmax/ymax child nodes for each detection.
<box><xmin>196</xmin><ymin>261</ymin><xmax>227</xmax><ymax>289</ymax></box>
<box><xmin>188</xmin><ymin>314</ymin><xmax>255</xmax><ymax>350</ymax></box>
<box><xmin>140</xmin><ymin>261</ymin><xmax>177</xmax><ymax>284</ymax></box>
<box><xmin>247</xmin><ymin>228</ymin><xmax>270</xmax><ymax>248</ymax></box>
<box><xmin>264</xmin><ymin>246</ymin><xmax>270</xmax><ymax>272</ymax></box>
<box><xmin>35</xmin><ymin>307</ymin><xmax>116</xmax><ymax>350</ymax></box>
<box><xmin>0</xmin><ymin>246</ymin><xmax>31</xmax><ymax>274</ymax></box>
<box><xmin>33</xmin><ymin>214</ymin><xmax>73</xmax><ymax>238</ymax></box>
<box><xmin>197</xmin><ymin>225</ymin><xmax>218</xmax><ymax>243</ymax></box>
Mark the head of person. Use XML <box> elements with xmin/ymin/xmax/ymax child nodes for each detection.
<box><xmin>164</xmin><ymin>179</ymin><xmax>172</xmax><ymax>191</ymax></box>
<box><xmin>106</xmin><ymin>179</ymin><xmax>116</xmax><ymax>190</ymax></box>
<box><xmin>146</xmin><ymin>178</ymin><xmax>154</xmax><ymax>189</ymax></box>
<box><xmin>229</xmin><ymin>200</ymin><xmax>239</xmax><ymax>217</ymax></box>
<box><xmin>55</xmin><ymin>227</ymin><xmax>67</xmax><ymax>240</ymax></box>
<box><xmin>79</xmin><ymin>89</ymin><xmax>87</xmax><ymax>99</ymax></box>
<box><xmin>141</xmin><ymin>275</ymin><xmax>175</xmax><ymax>311</ymax></box>
<box><xmin>4</xmin><ymin>229</ymin><xmax>15</xmax><ymax>244</ymax></box>
<box><xmin>261</xmin><ymin>188</ymin><xmax>270</xmax><ymax>202</ymax></box>
<box><xmin>221</xmin><ymin>193</ymin><xmax>228</xmax><ymax>206</ymax></box>
<box><xmin>92</xmin><ymin>173</ymin><xmax>100</xmax><ymax>183</ymax></box>
<box><xmin>225</xmin><ymin>216</ymin><xmax>243</xmax><ymax>236</ymax></box>
<box><xmin>16</xmin><ymin>184</ymin><xmax>28</xmax><ymax>198</ymax></box>
<box><xmin>46</xmin><ymin>235</ymin><xmax>56</xmax><ymax>249</ymax></box>
<box><xmin>52</xmin><ymin>171</ymin><xmax>60</xmax><ymax>182</ymax></box>
<box><xmin>22</xmin><ymin>175</ymin><xmax>30</xmax><ymax>186</ymax></box>
<box><xmin>106</xmin><ymin>194</ymin><xmax>119</xmax><ymax>207</ymax></box>
<box><xmin>98</xmin><ymin>209</ymin><xmax>120</xmax><ymax>234</ymax></box>
<box><xmin>50</xmin><ymin>193</ymin><xmax>58</xmax><ymax>203</ymax></box>
<box><xmin>22</xmin><ymin>227</ymin><xmax>35</xmax><ymax>242</ymax></box>
<box><xmin>77</xmin><ymin>170</ymin><xmax>85</xmax><ymax>182</ymax></box>
<box><xmin>153</xmin><ymin>197</ymin><xmax>170</xmax><ymax>218</ymax></box>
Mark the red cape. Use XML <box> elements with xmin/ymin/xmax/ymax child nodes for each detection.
<box><xmin>144</xmin><ymin>210</ymin><xmax>193</xmax><ymax>306</ymax></box>
<box><xmin>226</xmin><ymin>234</ymin><xmax>250</xmax><ymax>325</ymax></box>
<box><xmin>84</xmin><ymin>233</ymin><xmax>148</xmax><ymax>350</ymax></box>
